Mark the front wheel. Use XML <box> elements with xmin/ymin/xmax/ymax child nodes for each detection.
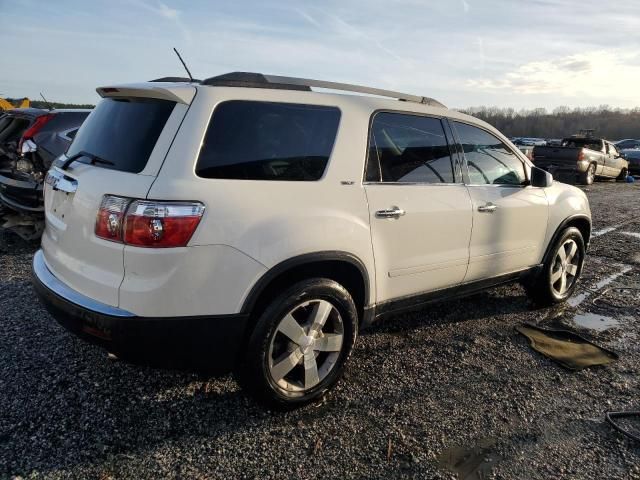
<box><xmin>616</xmin><ymin>168</ymin><xmax>628</xmax><ymax>182</ymax></box>
<box><xmin>524</xmin><ymin>227</ymin><xmax>585</xmax><ymax>306</ymax></box>
<box><xmin>236</xmin><ymin>278</ymin><xmax>358</xmax><ymax>409</ymax></box>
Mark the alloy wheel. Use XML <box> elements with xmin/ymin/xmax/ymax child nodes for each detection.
<box><xmin>550</xmin><ymin>239</ymin><xmax>580</xmax><ymax>296</ymax></box>
<box><xmin>268</xmin><ymin>299</ymin><xmax>344</xmax><ymax>395</ymax></box>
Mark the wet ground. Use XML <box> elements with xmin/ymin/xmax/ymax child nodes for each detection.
<box><xmin>1</xmin><ymin>182</ymin><xmax>639</xmax><ymax>479</ymax></box>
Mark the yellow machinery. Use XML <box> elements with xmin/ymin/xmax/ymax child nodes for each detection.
<box><xmin>0</xmin><ymin>97</ymin><xmax>30</xmax><ymax>111</ymax></box>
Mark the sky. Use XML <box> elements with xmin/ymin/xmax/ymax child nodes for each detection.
<box><xmin>1</xmin><ymin>0</ymin><xmax>639</xmax><ymax>109</ymax></box>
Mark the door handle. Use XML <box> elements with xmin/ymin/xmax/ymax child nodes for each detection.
<box><xmin>376</xmin><ymin>206</ymin><xmax>406</xmax><ymax>218</ymax></box>
<box><xmin>477</xmin><ymin>203</ymin><xmax>497</xmax><ymax>213</ymax></box>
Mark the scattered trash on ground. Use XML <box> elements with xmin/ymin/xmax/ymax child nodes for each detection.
<box><xmin>516</xmin><ymin>324</ymin><xmax>618</xmax><ymax>370</ymax></box>
<box><xmin>606</xmin><ymin>411</ymin><xmax>640</xmax><ymax>443</ymax></box>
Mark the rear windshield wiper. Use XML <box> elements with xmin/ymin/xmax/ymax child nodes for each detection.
<box><xmin>61</xmin><ymin>150</ymin><xmax>115</xmax><ymax>170</ymax></box>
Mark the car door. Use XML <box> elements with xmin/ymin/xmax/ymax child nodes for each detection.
<box><xmin>450</xmin><ymin>120</ymin><xmax>549</xmax><ymax>283</ymax></box>
<box><xmin>364</xmin><ymin>112</ymin><xmax>473</xmax><ymax>304</ymax></box>
<box><xmin>606</xmin><ymin>143</ymin><xmax>623</xmax><ymax>176</ymax></box>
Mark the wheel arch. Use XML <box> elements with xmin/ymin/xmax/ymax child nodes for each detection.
<box><xmin>542</xmin><ymin>214</ymin><xmax>591</xmax><ymax>265</ymax></box>
<box><xmin>240</xmin><ymin>251</ymin><xmax>371</xmax><ymax>323</ymax></box>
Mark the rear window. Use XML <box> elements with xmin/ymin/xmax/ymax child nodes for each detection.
<box><xmin>195</xmin><ymin>101</ymin><xmax>341</xmax><ymax>181</ymax></box>
<box><xmin>561</xmin><ymin>138</ymin><xmax>602</xmax><ymax>151</ymax></box>
<box><xmin>66</xmin><ymin>97</ymin><xmax>175</xmax><ymax>173</ymax></box>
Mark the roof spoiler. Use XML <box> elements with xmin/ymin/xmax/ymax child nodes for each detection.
<box><xmin>96</xmin><ymin>84</ymin><xmax>196</xmax><ymax>105</ymax></box>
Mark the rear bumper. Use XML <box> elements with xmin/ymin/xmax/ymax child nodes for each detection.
<box><xmin>535</xmin><ymin>160</ymin><xmax>590</xmax><ymax>174</ymax></box>
<box><xmin>31</xmin><ymin>250</ymin><xmax>248</xmax><ymax>373</ymax></box>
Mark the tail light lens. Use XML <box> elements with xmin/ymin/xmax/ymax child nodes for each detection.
<box><xmin>18</xmin><ymin>113</ymin><xmax>54</xmax><ymax>152</ymax></box>
<box><xmin>94</xmin><ymin>195</ymin><xmax>205</xmax><ymax>247</ymax></box>
<box><xmin>124</xmin><ymin>200</ymin><xmax>205</xmax><ymax>247</ymax></box>
<box><xmin>578</xmin><ymin>150</ymin><xmax>585</xmax><ymax>162</ymax></box>
<box><xmin>95</xmin><ymin>195</ymin><xmax>130</xmax><ymax>241</ymax></box>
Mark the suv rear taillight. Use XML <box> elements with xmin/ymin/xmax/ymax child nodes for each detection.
<box><xmin>95</xmin><ymin>195</ymin><xmax>205</xmax><ymax>247</ymax></box>
<box><xmin>578</xmin><ymin>150</ymin><xmax>585</xmax><ymax>162</ymax></box>
<box><xmin>18</xmin><ymin>113</ymin><xmax>54</xmax><ymax>152</ymax></box>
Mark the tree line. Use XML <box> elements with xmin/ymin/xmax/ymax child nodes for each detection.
<box><xmin>458</xmin><ymin>106</ymin><xmax>640</xmax><ymax>140</ymax></box>
<box><xmin>4</xmin><ymin>98</ymin><xmax>95</xmax><ymax>110</ymax></box>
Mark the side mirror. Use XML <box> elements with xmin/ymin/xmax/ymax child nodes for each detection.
<box><xmin>530</xmin><ymin>166</ymin><xmax>553</xmax><ymax>187</ymax></box>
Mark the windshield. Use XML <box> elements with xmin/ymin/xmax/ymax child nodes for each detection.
<box><xmin>66</xmin><ymin>97</ymin><xmax>175</xmax><ymax>173</ymax></box>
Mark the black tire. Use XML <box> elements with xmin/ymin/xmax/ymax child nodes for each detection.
<box><xmin>524</xmin><ymin>226</ymin><xmax>585</xmax><ymax>307</ymax></box>
<box><xmin>616</xmin><ymin>168</ymin><xmax>628</xmax><ymax>182</ymax></box>
<box><xmin>235</xmin><ymin>278</ymin><xmax>358</xmax><ymax>410</ymax></box>
<box><xmin>579</xmin><ymin>163</ymin><xmax>596</xmax><ymax>185</ymax></box>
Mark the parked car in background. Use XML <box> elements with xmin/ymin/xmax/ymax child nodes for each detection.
<box><xmin>620</xmin><ymin>149</ymin><xmax>640</xmax><ymax>176</ymax></box>
<box><xmin>32</xmin><ymin>72</ymin><xmax>591</xmax><ymax>408</ymax></box>
<box><xmin>513</xmin><ymin>137</ymin><xmax>547</xmax><ymax>147</ymax></box>
<box><xmin>532</xmin><ymin>136</ymin><xmax>629</xmax><ymax>185</ymax></box>
<box><xmin>614</xmin><ymin>139</ymin><xmax>640</xmax><ymax>150</ymax></box>
<box><xmin>0</xmin><ymin>107</ymin><xmax>90</xmax><ymax>239</ymax></box>
<box><xmin>516</xmin><ymin>145</ymin><xmax>534</xmax><ymax>160</ymax></box>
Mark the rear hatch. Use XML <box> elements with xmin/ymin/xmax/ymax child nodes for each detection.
<box><xmin>41</xmin><ymin>84</ymin><xmax>195</xmax><ymax>307</ymax></box>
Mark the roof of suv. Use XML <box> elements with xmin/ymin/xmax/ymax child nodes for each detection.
<box><xmin>100</xmin><ymin>71</ymin><xmax>447</xmax><ymax>108</ymax></box>
<box><xmin>97</xmin><ymin>72</ymin><xmax>517</xmax><ymax>148</ymax></box>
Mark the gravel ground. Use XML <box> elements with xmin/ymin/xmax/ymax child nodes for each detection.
<box><xmin>1</xmin><ymin>182</ymin><xmax>639</xmax><ymax>479</ymax></box>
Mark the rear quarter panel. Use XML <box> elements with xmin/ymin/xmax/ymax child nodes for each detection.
<box><xmin>144</xmin><ymin>87</ymin><xmax>377</xmax><ymax>311</ymax></box>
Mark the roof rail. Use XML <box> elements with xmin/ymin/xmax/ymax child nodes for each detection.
<box><xmin>201</xmin><ymin>72</ymin><xmax>446</xmax><ymax>108</ymax></box>
<box><xmin>150</xmin><ymin>76</ymin><xmax>202</xmax><ymax>83</ymax></box>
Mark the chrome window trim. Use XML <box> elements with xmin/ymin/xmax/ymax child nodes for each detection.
<box><xmin>362</xmin><ymin>181</ymin><xmax>465</xmax><ymax>186</ymax></box>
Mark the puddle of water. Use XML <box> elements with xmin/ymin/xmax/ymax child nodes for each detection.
<box><xmin>437</xmin><ymin>438</ymin><xmax>499</xmax><ymax>480</ymax></box>
<box><xmin>568</xmin><ymin>265</ymin><xmax>633</xmax><ymax>307</ymax></box>
<box><xmin>572</xmin><ymin>312</ymin><xmax>620</xmax><ymax>331</ymax></box>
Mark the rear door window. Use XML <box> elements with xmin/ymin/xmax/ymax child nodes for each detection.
<box><xmin>195</xmin><ymin>101</ymin><xmax>341</xmax><ymax>181</ymax></box>
<box><xmin>66</xmin><ymin>97</ymin><xmax>175</xmax><ymax>173</ymax></box>
<box><xmin>366</xmin><ymin>112</ymin><xmax>455</xmax><ymax>183</ymax></box>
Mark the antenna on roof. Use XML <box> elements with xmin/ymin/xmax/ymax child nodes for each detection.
<box><xmin>40</xmin><ymin>92</ymin><xmax>53</xmax><ymax>110</ymax></box>
<box><xmin>173</xmin><ymin>48</ymin><xmax>194</xmax><ymax>83</ymax></box>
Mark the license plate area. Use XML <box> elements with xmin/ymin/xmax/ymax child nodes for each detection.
<box><xmin>45</xmin><ymin>169</ymin><xmax>78</xmax><ymax>224</ymax></box>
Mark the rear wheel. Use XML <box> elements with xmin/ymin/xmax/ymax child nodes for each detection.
<box><xmin>524</xmin><ymin>227</ymin><xmax>585</xmax><ymax>306</ymax></box>
<box><xmin>236</xmin><ymin>278</ymin><xmax>358</xmax><ymax>409</ymax></box>
<box><xmin>579</xmin><ymin>163</ymin><xmax>596</xmax><ymax>185</ymax></box>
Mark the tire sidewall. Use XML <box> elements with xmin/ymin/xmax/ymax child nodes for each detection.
<box><xmin>243</xmin><ymin>279</ymin><xmax>358</xmax><ymax>408</ymax></box>
<box><xmin>544</xmin><ymin>227</ymin><xmax>585</xmax><ymax>302</ymax></box>
<box><xmin>586</xmin><ymin>164</ymin><xmax>595</xmax><ymax>185</ymax></box>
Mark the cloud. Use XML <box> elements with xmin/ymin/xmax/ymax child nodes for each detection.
<box><xmin>157</xmin><ymin>2</ymin><xmax>179</xmax><ymax>20</ymax></box>
<box><xmin>293</xmin><ymin>6</ymin><xmax>409</xmax><ymax>64</ymax></box>
<box><xmin>134</xmin><ymin>1</ymin><xmax>191</xmax><ymax>43</ymax></box>
<box><xmin>466</xmin><ymin>50</ymin><xmax>640</xmax><ymax>103</ymax></box>
<box><xmin>462</xmin><ymin>0</ymin><xmax>470</xmax><ymax>13</ymax></box>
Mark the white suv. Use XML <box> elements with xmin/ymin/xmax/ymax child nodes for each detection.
<box><xmin>33</xmin><ymin>73</ymin><xmax>591</xmax><ymax>408</ymax></box>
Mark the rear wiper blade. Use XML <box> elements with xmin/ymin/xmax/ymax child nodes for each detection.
<box><xmin>60</xmin><ymin>150</ymin><xmax>115</xmax><ymax>170</ymax></box>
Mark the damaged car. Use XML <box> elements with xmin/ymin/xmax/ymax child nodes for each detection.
<box><xmin>0</xmin><ymin>108</ymin><xmax>90</xmax><ymax>239</ymax></box>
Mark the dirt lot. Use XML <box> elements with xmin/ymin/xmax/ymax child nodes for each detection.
<box><xmin>1</xmin><ymin>182</ymin><xmax>639</xmax><ymax>479</ymax></box>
